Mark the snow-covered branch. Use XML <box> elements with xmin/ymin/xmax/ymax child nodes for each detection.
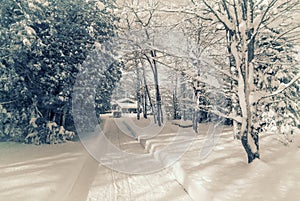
<box><xmin>199</xmin><ymin>104</ymin><xmax>242</xmax><ymax>123</ymax></box>
<box><xmin>138</xmin><ymin>42</ymin><xmax>238</xmax><ymax>82</ymax></box>
<box><xmin>202</xmin><ymin>0</ymin><xmax>235</xmax><ymax>30</ymax></box>
<box><xmin>0</xmin><ymin>101</ymin><xmax>15</xmax><ymax>105</ymax></box>
<box><xmin>259</xmin><ymin>72</ymin><xmax>300</xmax><ymax>102</ymax></box>
<box><xmin>253</xmin><ymin>0</ymin><xmax>279</xmax><ymax>36</ymax></box>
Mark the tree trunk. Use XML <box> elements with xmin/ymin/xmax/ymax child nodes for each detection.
<box><xmin>143</xmin><ymin>88</ymin><xmax>148</xmax><ymax>119</ymax></box>
<box><xmin>144</xmin><ymin>30</ymin><xmax>162</xmax><ymax>125</ymax></box>
<box><xmin>60</xmin><ymin>107</ymin><xmax>67</xmax><ymax>127</ymax></box>
<box><xmin>241</xmin><ymin>131</ymin><xmax>255</xmax><ymax>163</ymax></box>
<box><xmin>155</xmin><ymin>83</ymin><xmax>162</xmax><ymax>126</ymax></box>
<box><xmin>192</xmin><ymin>109</ymin><xmax>198</xmax><ymax>133</ymax></box>
<box><xmin>241</xmin><ymin>126</ymin><xmax>260</xmax><ymax>163</ymax></box>
<box><xmin>141</xmin><ymin>93</ymin><xmax>145</xmax><ymax>119</ymax></box>
<box><xmin>151</xmin><ymin>50</ymin><xmax>162</xmax><ymax>126</ymax></box>
<box><xmin>142</xmin><ymin>66</ymin><xmax>148</xmax><ymax>119</ymax></box>
<box><xmin>137</xmin><ymin>99</ymin><xmax>140</xmax><ymax>120</ymax></box>
<box><xmin>233</xmin><ymin>120</ymin><xmax>239</xmax><ymax>139</ymax></box>
<box><xmin>173</xmin><ymin>92</ymin><xmax>178</xmax><ymax>120</ymax></box>
<box><xmin>173</xmin><ymin>73</ymin><xmax>179</xmax><ymax>120</ymax></box>
<box><xmin>145</xmin><ymin>84</ymin><xmax>156</xmax><ymax>124</ymax></box>
<box><xmin>227</xmin><ymin>29</ymin><xmax>240</xmax><ymax>139</ymax></box>
<box><xmin>136</xmin><ymin>64</ymin><xmax>141</xmax><ymax>120</ymax></box>
<box><xmin>242</xmin><ymin>24</ymin><xmax>260</xmax><ymax>163</ymax></box>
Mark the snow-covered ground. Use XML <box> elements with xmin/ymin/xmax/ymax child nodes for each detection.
<box><xmin>0</xmin><ymin>118</ymin><xmax>300</xmax><ymax>201</ymax></box>
<box><xmin>0</xmin><ymin>141</ymin><xmax>90</xmax><ymax>201</ymax></box>
<box><xmin>85</xmin><ymin>118</ymin><xmax>192</xmax><ymax>201</ymax></box>
<box><xmin>170</xmin><ymin>125</ymin><xmax>300</xmax><ymax>201</ymax></box>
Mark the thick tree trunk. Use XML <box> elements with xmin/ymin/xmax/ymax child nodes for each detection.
<box><xmin>242</xmin><ymin>24</ymin><xmax>259</xmax><ymax>163</ymax></box>
<box><xmin>240</xmin><ymin>70</ymin><xmax>260</xmax><ymax>164</ymax></box>
<box><xmin>251</xmin><ymin>131</ymin><xmax>260</xmax><ymax>158</ymax></box>
<box><xmin>241</xmin><ymin>132</ymin><xmax>255</xmax><ymax>163</ymax></box>
<box><xmin>241</xmin><ymin>126</ymin><xmax>260</xmax><ymax>163</ymax></box>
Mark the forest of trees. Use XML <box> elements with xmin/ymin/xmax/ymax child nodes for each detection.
<box><xmin>115</xmin><ymin>0</ymin><xmax>300</xmax><ymax>163</ymax></box>
<box><xmin>0</xmin><ymin>0</ymin><xmax>121</xmax><ymax>144</ymax></box>
<box><xmin>0</xmin><ymin>0</ymin><xmax>299</xmax><ymax>163</ymax></box>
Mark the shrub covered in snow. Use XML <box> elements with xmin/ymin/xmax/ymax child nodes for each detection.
<box><xmin>25</xmin><ymin>118</ymin><xmax>75</xmax><ymax>145</ymax></box>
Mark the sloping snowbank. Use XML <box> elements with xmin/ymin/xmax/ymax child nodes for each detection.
<box><xmin>143</xmin><ymin>123</ymin><xmax>300</xmax><ymax>201</ymax></box>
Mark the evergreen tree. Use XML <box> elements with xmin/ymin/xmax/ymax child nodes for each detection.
<box><xmin>0</xmin><ymin>0</ymin><xmax>121</xmax><ymax>143</ymax></box>
<box><xmin>253</xmin><ymin>27</ymin><xmax>300</xmax><ymax>137</ymax></box>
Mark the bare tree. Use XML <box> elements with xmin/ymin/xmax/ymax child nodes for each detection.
<box><xmin>116</xmin><ymin>0</ymin><xmax>167</xmax><ymax>126</ymax></box>
<box><xmin>184</xmin><ymin>0</ymin><xmax>300</xmax><ymax>163</ymax></box>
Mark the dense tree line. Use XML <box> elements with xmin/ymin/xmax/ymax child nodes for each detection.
<box><xmin>0</xmin><ymin>0</ymin><xmax>121</xmax><ymax>143</ymax></box>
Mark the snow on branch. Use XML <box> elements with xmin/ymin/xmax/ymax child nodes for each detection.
<box><xmin>199</xmin><ymin>104</ymin><xmax>243</xmax><ymax>123</ymax></box>
<box><xmin>202</xmin><ymin>0</ymin><xmax>235</xmax><ymax>30</ymax></box>
<box><xmin>259</xmin><ymin>72</ymin><xmax>300</xmax><ymax>101</ymax></box>
<box><xmin>140</xmin><ymin>43</ymin><xmax>238</xmax><ymax>82</ymax></box>
<box><xmin>158</xmin><ymin>7</ymin><xmax>213</xmax><ymax>21</ymax></box>
<box><xmin>253</xmin><ymin>0</ymin><xmax>279</xmax><ymax>34</ymax></box>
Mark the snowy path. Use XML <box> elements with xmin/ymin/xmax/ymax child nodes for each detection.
<box><xmin>86</xmin><ymin>118</ymin><xmax>193</xmax><ymax>201</ymax></box>
<box><xmin>87</xmin><ymin>165</ymin><xmax>192</xmax><ymax>201</ymax></box>
<box><xmin>0</xmin><ymin>118</ymin><xmax>193</xmax><ymax>201</ymax></box>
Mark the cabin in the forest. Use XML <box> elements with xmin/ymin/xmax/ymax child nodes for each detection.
<box><xmin>111</xmin><ymin>98</ymin><xmax>139</xmax><ymax>114</ymax></box>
